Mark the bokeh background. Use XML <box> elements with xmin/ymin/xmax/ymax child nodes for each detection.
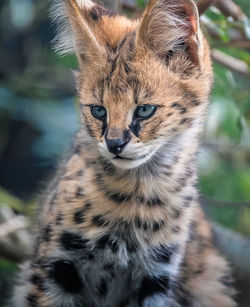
<box><xmin>0</xmin><ymin>0</ymin><xmax>249</xmax><ymax>306</ymax></box>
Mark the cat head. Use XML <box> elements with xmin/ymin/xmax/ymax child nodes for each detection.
<box><xmin>51</xmin><ymin>0</ymin><xmax>212</xmax><ymax>169</ymax></box>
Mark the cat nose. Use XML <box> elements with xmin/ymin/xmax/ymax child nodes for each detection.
<box><xmin>105</xmin><ymin>128</ymin><xmax>131</xmax><ymax>155</ymax></box>
<box><xmin>106</xmin><ymin>138</ymin><xmax>128</xmax><ymax>155</ymax></box>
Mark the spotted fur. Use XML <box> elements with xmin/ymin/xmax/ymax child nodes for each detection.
<box><xmin>13</xmin><ymin>0</ymin><xmax>236</xmax><ymax>306</ymax></box>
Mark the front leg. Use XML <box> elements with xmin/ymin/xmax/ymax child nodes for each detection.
<box><xmin>138</xmin><ymin>275</ymin><xmax>180</xmax><ymax>307</ymax></box>
<box><xmin>142</xmin><ymin>294</ymin><xmax>180</xmax><ymax>307</ymax></box>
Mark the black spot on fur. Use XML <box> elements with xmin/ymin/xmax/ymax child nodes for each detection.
<box><xmin>96</xmin><ymin>234</ymin><xmax>110</xmax><ymax>249</ymax></box>
<box><xmin>84</xmin><ymin>202</ymin><xmax>92</xmax><ymax>210</ymax></box>
<box><xmin>98</xmin><ymin>278</ymin><xmax>108</xmax><ymax>297</ymax></box>
<box><xmin>180</xmin><ymin>118</ymin><xmax>190</xmax><ymax>125</ymax></box>
<box><xmin>119</xmin><ymin>298</ymin><xmax>130</xmax><ymax>307</ymax></box>
<box><xmin>152</xmin><ymin>244</ymin><xmax>179</xmax><ymax>263</ymax></box>
<box><xmin>108</xmin><ymin>191</ymin><xmax>132</xmax><ymax>203</ymax></box>
<box><xmin>44</xmin><ymin>225</ymin><xmax>52</xmax><ymax>242</ymax></box>
<box><xmin>30</xmin><ymin>274</ymin><xmax>47</xmax><ymax>292</ymax></box>
<box><xmin>124</xmin><ymin>63</ymin><xmax>131</xmax><ymax>75</ymax></box>
<box><xmin>143</xmin><ymin>221</ymin><xmax>148</xmax><ymax>231</ymax></box>
<box><xmin>172</xmin><ymin>225</ymin><xmax>181</xmax><ymax>233</ymax></box>
<box><xmin>100</xmin><ymin>157</ymin><xmax>117</xmax><ymax>176</ymax></box>
<box><xmin>74</xmin><ymin>143</ymin><xmax>82</xmax><ymax>155</ymax></box>
<box><xmin>76</xmin><ymin>187</ymin><xmax>84</xmax><ymax>198</ymax></box>
<box><xmin>60</xmin><ymin>231</ymin><xmax>88</xmax><ymax>250</ymax></box>
<box><xmin>56</xmin><ymin>213</ymin><xmax>63</xmax><ymax>225</ymax></box>
<box><xmin>171</xmin><ymin>102</ymin><xmax>186</xmax><ymax>114</ymax></box>
<box><xmin>104</xmin><ymin>263</ymin><xmax>115</xmax><ymax>278</ymax></box>
<box><xmin>74</xmin><ymin>209</ymin><xmax>85</xmax><ymax>224</ymax></box>
<box><xmin>183</xmin><ymin>195</ymin><xmax>193</xmax><ymax>207</ymax></box>
<box><xmin>89</xmin><ymin>4</ymin><xmax>115</xmax><ymax>21</ymax></box>
<box><xmin>77</xmin><ymin>170</ymin><xmax>84</xmax><ymax>177</ymax></box>
<box><xmin>152</xmin><ymin>220</ymin><xmax>164</xmax><ymax>232</ymax></box>
<box><xmin>138</xmin><ymin>196</ymin><xmax>164</xmax><ymax>207</ymax></box>
<box><xmin>49</xmin><ymin>260</ymin><xmax>83</xmax><ymax>293</ymax></box>
<box><xmin>93</xmin><ymin>214</ymin><xmax>109</xmax><ymax>227</ymax></box>
<box><xmin>26</xmin><ymin>293</ymin><xmax>38</xmax><ymax>307</ymax></box>
<box><xmin>125</xmin><ymin>239</ymin><xmax>138</xmax><ymax>253</ymax></box>
<box><xmin>173</xmin><ymin>208</ymin><xmax>181</xmax><ymax>219</ymax></box>
<box><xmin>108</xmin><ymin>238</ymin><xmax>119</xmax><ymax>253</ymax></box>
<box><xmin>88</xmin><ymin>253</ymin><xmax>95</xmax><ymax>260</ymax></box>
<box><xmin>138</xmin><ymin>275</ymin><xmax>169</xmax><ymax>304</ymax></box>
<box><xmin>135</xmin><ymin>216</ymin><xmax>142</xmax><ymax>228</ymax></box>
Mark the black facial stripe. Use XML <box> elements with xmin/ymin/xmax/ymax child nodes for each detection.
<box><xmin>102</xmin><ymin>118</ymin><xmax>108</xmax><ymax>137</ymax></box>
<box><xmin>106</xmin><ymin>55</ymin><xmax>119</xmax><ymax>85</ymax></box>
<box><xmin>129</xmin><ymin>118</ymin><xmax>141</xmax><ymax>137</ymax></box>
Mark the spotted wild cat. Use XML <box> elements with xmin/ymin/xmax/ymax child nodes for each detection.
<box><xmin>13</xmin><ymin>0</ymin><xmax>236</xmax><ymax>306</ymax></box>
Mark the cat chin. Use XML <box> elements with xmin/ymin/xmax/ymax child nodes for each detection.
<box><xmin>109</xmin><ymin>149</ymin><xmax>158</xmax><ymax>170</ymax></box>
<box><xmin>110</xmin><ymin>157</ymin><xmax>147</xmax><ymax>169</ymax></box>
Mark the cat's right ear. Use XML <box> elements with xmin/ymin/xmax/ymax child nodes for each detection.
<box><xmin>51</xmin><ymin>0</ymin><xmax>106</xmax><ymax>64</ymax></box>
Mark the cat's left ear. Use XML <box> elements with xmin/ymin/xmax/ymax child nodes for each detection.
<box><xmin>136</xmin><ymin>0</ymin><xmax>203</xmax><ymax>66</ymax></box>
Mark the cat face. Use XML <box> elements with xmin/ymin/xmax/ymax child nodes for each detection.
<box><xmin>52</xmin><ymin>0</ymin><xmax>212</xmax><ymax>169</ymax></box>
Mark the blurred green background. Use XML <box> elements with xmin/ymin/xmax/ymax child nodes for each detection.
<box><xmin>0</xmin><ymin>0</ymin><xmax>249</xmax><ymax>305</ymax></box>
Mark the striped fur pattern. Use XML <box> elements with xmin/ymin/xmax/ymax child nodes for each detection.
<box><xmin>13</xmin><ymin>0</ymin><xmax>236</xmax><ymax>306</ymax></box>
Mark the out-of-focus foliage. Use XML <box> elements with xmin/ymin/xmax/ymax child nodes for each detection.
<box><xmin>198</xmin><ymin>3</ymin><xmax>250</xmax><ymax>236</ymax></box>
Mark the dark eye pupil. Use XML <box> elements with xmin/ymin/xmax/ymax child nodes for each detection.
<box><xmin>135</xmin><ymin>105</ymin><xmax>156</xmax><ymax>119</ymax></box>
<box><xmin>91</xmin><ymin>106</ymin><xmax>106</xmax><ymax>119</ymax></box>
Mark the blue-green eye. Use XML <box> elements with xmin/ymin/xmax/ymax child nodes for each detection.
<box><xmin>91</xmin><ymin>106</ymin><xmax>107</xmax><ymax>120</ymax></box>
<box><xmin>135</xmin><ymin>105</ymin><xmax>157</xmax><ymax>119</ymax></box>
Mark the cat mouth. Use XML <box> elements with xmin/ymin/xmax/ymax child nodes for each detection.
<box><xmin>113</xmin><ymin>154</ymin><xmax>148</xmax><ymax>161</ymax></box>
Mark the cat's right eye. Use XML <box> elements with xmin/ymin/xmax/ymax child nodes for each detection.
<box><xmin>91</xmin><ymin>106</ymin><xmax>107</xmax><ymax>120</ymax></box>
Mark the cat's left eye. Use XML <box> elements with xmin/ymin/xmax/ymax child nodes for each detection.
<box><xmin>134</xmin><ymin>105</ymin><xmax>157</xmax><ymax>119</ymax></box>
<box><xmin>91</xmin><ymin>106</ymin><xmax>107</xmax><ymax>120</ymax></box>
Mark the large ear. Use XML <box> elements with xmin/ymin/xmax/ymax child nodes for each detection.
<box><xmin>136</xmin><ymin>0</ymin><xmax>202</xmax><ymax>66</ymax></box>
<box><xmin>51</xmin><ymin>0</ymin><xmax>108</xmax><ymax>63</ymax></box>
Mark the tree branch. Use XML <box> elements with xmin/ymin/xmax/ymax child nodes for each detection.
<box><xmin>211</xmin><ymin>221</ymin><xmax>250</xmax><ymax>279</ymax></box>
<box><xmin>198</xmin><ymin>0</ymin><xmax>215</xmax><ymax>15</ymax></box>
<box><xmin>212</xmin><ymin>49</ymin><xmax>250</xmax><ymax>76</ymax></box>
<box><xmin>0</xmin><ymin>205</ymin><xmax>31</xmax><ymax>263</ymax></box>
<box><xmin>202</xmin><ymin>196</ymin><xmax>250</xmax><ymax>209</ymax></box>
<box><xmin>215</xmin><ymin>0</ymin><xmax>248</xmax><ymax>22</ymax></box>
<box><xmin>0</xmin><ymin>215</ymin><xmax>29</xmax><ymax>239</ymax></box>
